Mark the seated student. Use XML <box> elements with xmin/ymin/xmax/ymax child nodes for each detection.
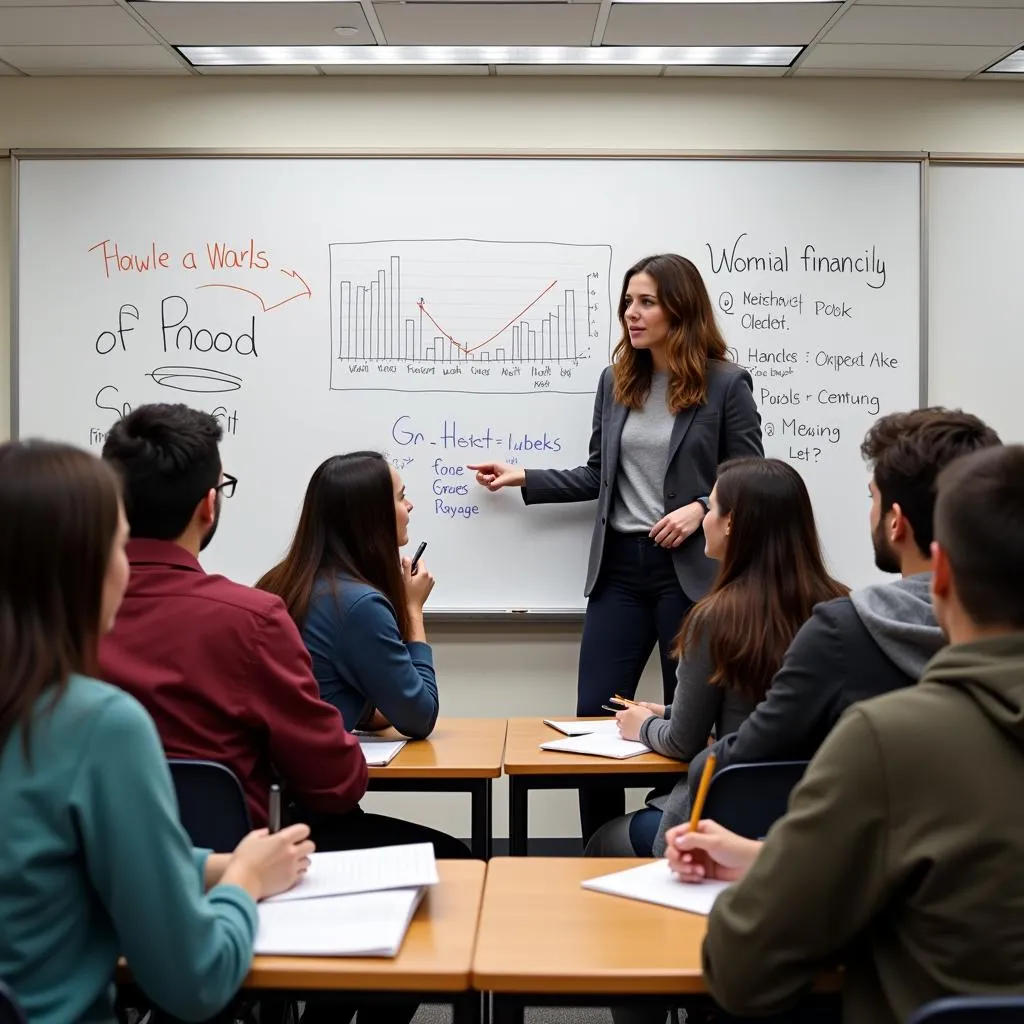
<box><xmin>0</xmin><ymin>440</ymin><xmax>312</xmax><ymax>1024</ymax></box>
<box><xmin>586</xmin><ymin>457</ymin><xmax>847</xmax><ymax>857</ymax></box>
<box><xmin>258</xmin><ymin>452</ymin><xmax>438</xmax><ymax>739</ymax></box>
<box><xmin>679</xmin><ymin>408</ymin><xmax>1001</xmax><ymax>844</ymax></box>
<box><xmin>98</xmin><ymin>403</ymin><xmax>469</xmax><ymax>860</ymax></box>
<box><xmin>667</xmin><ymin>443</ymin><xmax>1024</xmax><ymax>1024</ymax></box>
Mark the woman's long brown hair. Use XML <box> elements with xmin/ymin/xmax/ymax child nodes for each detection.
<box><xmin>677</xmin><ymin>457</ymin><xmax>848</xmax><ymax>701</ymax></box>
<box><xmin>257</xmin><ymin>452</ymin><xmax>411</xmax><ymax>639</ymax></box>
<box><xmin>0</xmin><ymin>441</ymin><xmax>122</xmax><ymax>756</ymax></box>
<box><xmin>612</xmin><ymin>253</ymin><xmax>730</xmax><ymax>413</ymax></box>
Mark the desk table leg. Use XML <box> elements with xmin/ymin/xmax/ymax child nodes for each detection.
<box><xmin>509</xmin><ymin>778</ymin><xmax>528</xmax><ymax>856</ymax></box>
<box><xmin>470</xmin><ymin>780</ymin><xmax>493</xmax><ymax>860</ymax></box>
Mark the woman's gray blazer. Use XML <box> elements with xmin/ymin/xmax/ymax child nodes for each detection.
<box><xmin>522</xmin><ymin>360</ymin><xmax>763</xmax><ymax>601</ymax></box>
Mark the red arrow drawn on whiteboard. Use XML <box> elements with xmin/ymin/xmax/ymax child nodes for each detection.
<box><xmin>197</xmin><ymin>268</ymin><xmax>312</xmax><ymax>312</ymax></box>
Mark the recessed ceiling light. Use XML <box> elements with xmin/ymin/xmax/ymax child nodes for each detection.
<box><xmin>178</xmin><ymin>44</ymin><xmax>802</xmax><ymax>67</ymax></box>
<box><xmin>333</xmin><ymin>26</ymin><xmax>361</xmax><ymax>38</ymax></box>
<box><xmin>984</xmin><ymin>49</ymin><xmax>1024</xmax><ymax>73</ymax></box>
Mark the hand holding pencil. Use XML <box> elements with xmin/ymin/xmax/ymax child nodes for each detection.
<box><xmin>664</xmin><ymin>754</ymin><xmax>763</xmax><ymax>884</ymax></box>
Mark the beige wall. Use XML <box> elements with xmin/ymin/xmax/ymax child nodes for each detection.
<box><xmin>3</xmin><ymin>75</ymin><xmax>1023</xmax><ymax>839</ymax></box>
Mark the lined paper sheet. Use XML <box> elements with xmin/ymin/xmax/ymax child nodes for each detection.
<box><xmin>358</xmin><ymin>738</ymin><xmax>408</xmax><ymax>766</ymax></box>
<box><xmin>266</xmin><ymin>842</ymin><xmax>439</xmax><ymax>904</ymax></box>
<box><xmin>255</xmin><ymin>888</ymin><xmax>425</xmax><ymax>957</ymax></box>
<box><xmin>543</xmin><ymin>719</ymin><xmax>622</xmax><ymax>737</ymax></box>
<box><xmin>540</xmin><ymin>733</ymin><xmax>651</xmax><ymax>759</ymax></box>
<box><xmin>582</xmin><ymin>860</ymin><xmax>731</xmax><ymax>916</ymax></box>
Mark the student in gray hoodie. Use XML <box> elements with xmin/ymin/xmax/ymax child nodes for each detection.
<box><xmin>659</xmin><ymin>407</ymin><xmax>1001</xmax><ymax>856</ymax></box>
<box><xmin>669</xmin><ymin>442</ymin><xmax>1024</xmax><ymax>1024</ymax></box>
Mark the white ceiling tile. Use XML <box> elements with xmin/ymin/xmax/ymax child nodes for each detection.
<box><xmin>663</xmin><ymin>61</ymin><xmax>788</xmax><ymax>73</ymax></box>
<box><xmin>825</xmin><ymin>4</ymin><xmax>1024</xmax><ymax>44</ymax></box>
<box><xmin>318</xmin><ymin>62</ymin><xmax>487</xmax><ymax>72</ymax></box>
<box><xmin>0</xmin><ymin>5</ymin><xmax>154</xmax><ymax>44</ymax></box>
<box><xmin>129</xmin><ymin>2</ymin><xmax>374</xmax><ymax>45</ymax></box>
<box><xmin>793</xmin><ymin>64</ymin><xmax>968</xmax><ymax>77</ymax></box>
<box><xmin>798</xmin><ymin>41</ymin><xmax>1007</xmax><ymax>69</ymax></box>
<box><xmin>375</xmin><ymin>4</ymin><xmax>599</xmax><ymax>45</ymax></box>
<box><xmin>0</xmin><ymin>44</ymin><xmax>186</xmax><ymax>72</ymax></box>
<box><xmin>0</xmin><ymin>59</ymin><xmax>20</xmax><ymax>73</ymax></box>
<box><xmin>0</xmin><ymin>1</ymin><xmax>116</xmax><ymax>6</ymax></box>
<box><xmin>855</xmin><ymin>0</ymin><xmax>1024</xmax><ymax>7</ymax></box>
<box><xmin>495</xmin><ymin>61</ymin><xmax>662</xmax><ymax>72</ymax></box>
<box><xmin>604</xmin><ymin>3</ymin><xmax>840</xmax><ymax>46</ymax></box>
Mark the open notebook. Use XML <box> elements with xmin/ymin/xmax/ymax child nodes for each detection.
<box><xmin>543</xmin><ymin>719</ymin><xmax>622</xmax><ymax>737</ymax></box>
<box><xmin>540</xmin><ymin>732</ymin><xmax>651</xmax><ymax>759</ymax></box>
<box><xmin>255</xmin><ymin>888</ymin><xmax>426</xmax><ymax>957</ymax></box>
<box><xmin>358</xmin><ymin>738</ymin><xmax>407</xmax><ymax>766</ymax></box>
<box><xmin>265</xmin><ymin>842</ymin><xmax>439</xmax><ymax>903</ymax></box>
<box><xmin>253</xmin><ymin>843</ymin><xmax>437</xmax><ymax>957</ymax></box>
<box><xmin>583</xmin><ymin>860</ymin><xmax>731</xmax><ymax>916</ymax></box>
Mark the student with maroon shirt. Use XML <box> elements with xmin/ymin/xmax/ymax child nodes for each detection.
<box><xmin>98</xmin><ymin>402</ymin><xmax>469</xmax><ymax>860</ymax></box>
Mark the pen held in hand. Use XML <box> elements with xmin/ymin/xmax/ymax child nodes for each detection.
<box><xmin>410</xmin><ymin>541</ymin><xmax>427</xmax><ymax>576</ymax></box>
<box><xmin>268</xmin><ymin>783</ymin><xmax>282</xmax><ymax>835</ymax></box>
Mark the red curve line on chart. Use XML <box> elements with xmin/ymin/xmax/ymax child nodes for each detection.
<box><xmin>416</xmin><ymin>279</ymin><xmax>558</xmax><ymax>354</ymax></box>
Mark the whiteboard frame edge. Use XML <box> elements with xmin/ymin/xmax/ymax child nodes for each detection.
<box><xmin>919</xmin><ymin>159</ymin><xmax>929</xmax><ymax>407</ymax></box>
<box><xmin>929</xmin><ymin>153</ymin><xmax>1024</xmax><ymax>165</ymax></box>
<box><xmin>9</xmin><ymin>153</ymin><xmax>19</xmax><ymax>440</ymax></box>
<box><xmin>9</xmin><ymin>147</ymin><xmax>929</xmax><ymax>161</ymax></box>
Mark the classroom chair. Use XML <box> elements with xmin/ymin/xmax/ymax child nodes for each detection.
<box><xmin>168</xmin><ymin>759</ymin><xmax>252</xmax><ymax>853</ymax></box>
<box><xmin>908</xmin><ymin>996</ymin><xmax>1024</xmax><ymax>1024</ymax></box>
<box><xmin>702</xmin><ymin>761</ymin><xmax>809</xmax><ymax>840</ymax></box>
<box><xmin>0</xmin><ymin>981</ymin><xmax>27</xmax><ymax>1024</ymax></box>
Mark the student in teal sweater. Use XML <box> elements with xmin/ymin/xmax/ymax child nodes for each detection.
<box><xmin>0</xmin><ymin>439</ymin><xmax>314</xmax><ymax>1024</ymax></box>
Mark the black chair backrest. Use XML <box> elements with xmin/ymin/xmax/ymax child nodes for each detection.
<box><xmin>702</xmin><ymin>761</ymin><xmax>809</xmax><ymax>840</ymax></box>
<box><xmin>0</xmin><ymin>981</ymin><xmax>28</xmax><ymax>1024</ymax></box>
<box><xmin>168</xmin><ymin>759</ymin><xmax>253</xmax><ymax>853</ymax></box>
<box><xmin>908</xmin><ymin>996</ymin><xmax>1024</xmax><ymax>1024</ymax></box>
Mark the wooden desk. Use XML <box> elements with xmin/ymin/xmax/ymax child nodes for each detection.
<box><xmin>366</xmin><ymin>718</ymin><xmax>507</xmax><ymax>859</ymax></box>
<box><xmin>120</xmin><ymin>861</ymin><xmax>486</xmax><ymax>1024</ymax></box>
<box><xmin>502</xmin><ymin>719</ymin><xmax>686</xmax><ymax>855</ymax></box>
<box><xmin>473</xmin><ymin>857</ymin><xmax>842</xmax><ymax>1024</ymax></box>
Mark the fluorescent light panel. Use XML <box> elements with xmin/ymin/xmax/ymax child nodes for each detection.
<box><xmin>180</xmin><ymin>44</ymin><xmax>801</xmax><ymax>66</ymax></box>
<box><xmin>985</xmin><ymin>49</ymin><xmax>1024</xmax><ymax>73</ymax></box>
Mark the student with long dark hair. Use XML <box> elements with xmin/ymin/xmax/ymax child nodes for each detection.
<box><xmin>590</xmin><ymin>457</ymin><xmax>848</xmax><ymax>858</ymax></box>
<box><xmin>258</xmin><ymin>451</ymin><xmax>437</xmax><ymax>738</ymax></box>
<box><xmin>470</xmin><ymin>254</ymin><xmax>764</xmax><ymax>842</ymax></box>
<box><xmin>0</xmin><ymin>440</ymin><xmax>312</xmax><ymax>1024</ymax></box>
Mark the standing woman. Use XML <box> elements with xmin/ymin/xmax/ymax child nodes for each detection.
<box><xmin>470</xmin><ymin>254</ymin><xmax>763</xmax><ymax>842</ymax></box>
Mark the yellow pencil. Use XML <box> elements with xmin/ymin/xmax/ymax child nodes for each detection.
<box><xmin>688</xmin><ymin>753</ymin><xmax>718</xmax><ymax>832</ymax></box>
<box><xmin>611</xmin><ymin>694</ymin><xmax>640</xmax><ymax>707</ymax></box>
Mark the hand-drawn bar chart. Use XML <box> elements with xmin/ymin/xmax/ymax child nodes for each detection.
<box><xmin>329</xmin><ymin>239</ymin><xmax>612</xmax><ymax>394</ymax></box>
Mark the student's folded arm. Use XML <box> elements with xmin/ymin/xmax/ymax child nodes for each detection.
<box><xmin>523</xmin><ymin>367</ymin><xmax>605</xmax><ymax>504</ymax></box>
<box><xmin>251</xmin><ymin>601</ymin><xmax>368</xmax><ymax>813</ymax></box>
<box><xmin>337</xmin><ymin>592</ymin><xmax>439</xmax><ymax>740</ymax></box>
<box><xmin>73</xmin><ymin>698</ymin><xmax>257</xmax><ymax>1022</ymax></box>
<box><xmin>707</xmin><ymin>605</ymin><xmax>845</xmax><ymax>776</ymax></box>
<box><xmin>641</xmin><ymin>630</ymin><xmax>720</xmax><ymax>761</ymax></box>
<box><xmin>702</xmin><ymin>707</ymin><xmax>891</xmax><ymax>1017</ymax></box>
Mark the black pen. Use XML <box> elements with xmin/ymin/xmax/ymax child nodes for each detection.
<box><xmin>410</xmin><ymin>541</ymin><xmax>427</xmax><ymax>575</ymax></box>
<box><xmin>268</xmin><ymin>783</ymin><xmax>281</xmax><ymax>834</ymax></box>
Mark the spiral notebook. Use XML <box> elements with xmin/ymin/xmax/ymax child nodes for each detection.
<box><xmin>539</xmin><ymin>732</ymin><xmax>651</xmax><ymax>759</ymax></box>
<box><xmin>542</xmin><ymin>719</ymin><xmax>622</xmax><ymax>737</ymax></box>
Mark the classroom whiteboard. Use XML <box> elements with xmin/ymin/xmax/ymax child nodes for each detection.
<box><xmin>14</xmin><ymin>156</ymin><xmax>922</xmax><ymax>612</ymax></box>
<box><xmin>929</xmin><ymin>163</ymin><xmax>1024</xmax><ymax>445</ymax></box>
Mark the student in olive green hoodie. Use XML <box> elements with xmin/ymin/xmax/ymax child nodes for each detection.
<box><xmin>667</xmin><ymin>443</ymin><xmax>1024</xmax><ymax>1024</ymax></box>
<box><xmin>0</xmin><ymin>440</ymin><xmax>314</xmax><ymax>1024</ymax></box>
